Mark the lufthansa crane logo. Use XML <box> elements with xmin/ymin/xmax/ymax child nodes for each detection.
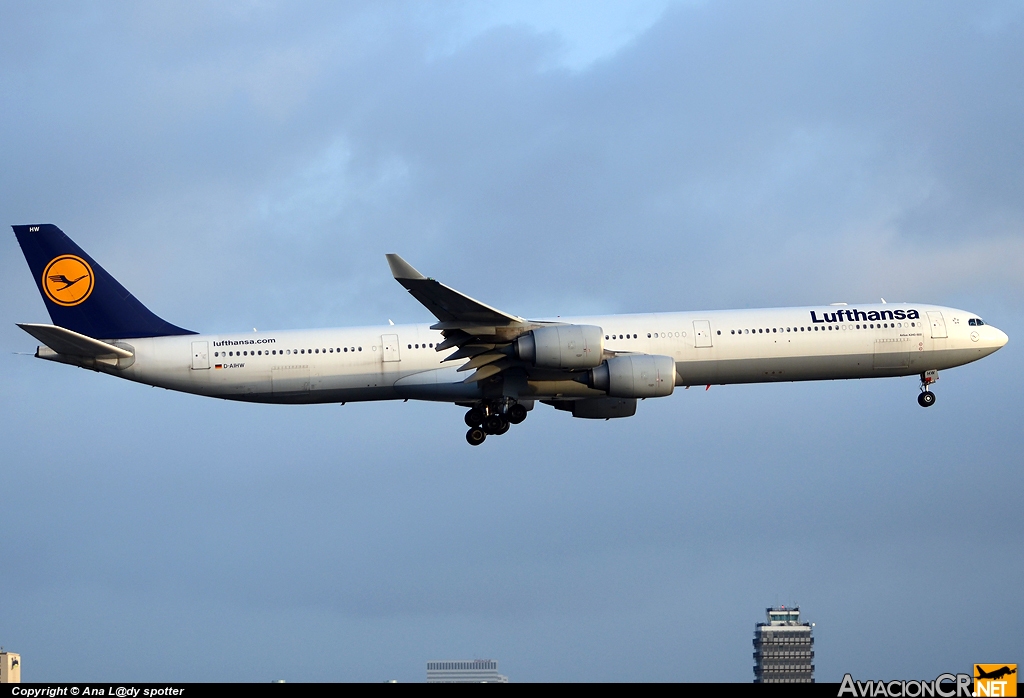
<box><xmin>42</xmin><ymin>255</ymin><xmax>94</xmax><ymax>306</ymax></box>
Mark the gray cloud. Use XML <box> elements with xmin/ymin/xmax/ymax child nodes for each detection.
<box><xmin>1</xmin><ymin>0</ymin><xmax>1021</xmax><ymax>682</ymax></box>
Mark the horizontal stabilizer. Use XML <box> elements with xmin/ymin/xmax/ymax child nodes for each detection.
<box><xmin>17</xmin><ymin>323</ymin><xmax>133</xmax><ymax>358</ymax></box>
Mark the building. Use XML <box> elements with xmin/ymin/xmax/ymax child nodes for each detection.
<box><xmin>0</xmin><ymin>651</ymin><xmax>20</xmax><ymax>683</ymax></box>
<box><xmin>753</xmin><ymin>606</ymin><xmax>814</xmax><ymax>683</ymax></box>
<box><xmin>426</xmin><ymin>660</ymin><xmax>508</xmax><ymax>683</ymax></box>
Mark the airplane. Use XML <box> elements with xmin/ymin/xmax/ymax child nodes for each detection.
<box><xmin>13</xmin><ymin>224</ymin><xmax>1009</xmax><ymax>445</ymax></box>
<box><xmin>975</xmin><ymin>666</ymin><xmax>1016</xmax><ymax>681</ymax></box>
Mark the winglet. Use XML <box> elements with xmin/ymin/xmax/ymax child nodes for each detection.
<box><xmin>386</xmin><ymin>254</ymin><xmax>426</xmax><ymax>280</ymax></box>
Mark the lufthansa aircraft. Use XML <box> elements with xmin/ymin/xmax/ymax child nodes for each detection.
<box><xmin>14</xmin><ymin>224</ymin><xmax>1009</xmax><ymax>445</ymax></box>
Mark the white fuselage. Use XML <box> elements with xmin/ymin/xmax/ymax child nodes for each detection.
<box><xmin>56</xmin><ymin>302</ymin><xmax>1006</xmax><ymax>405</ymax></box>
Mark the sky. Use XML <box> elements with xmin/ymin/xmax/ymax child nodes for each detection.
<box><xmin>1</xmin><ymin>0</ymin><xmax>1022</xmax><ymax>683</ymax></box>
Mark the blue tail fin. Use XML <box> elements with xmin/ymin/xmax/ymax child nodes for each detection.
<box><xmin>13</xmin><ymin>224</ymin><xmax>195</xmax><ymax>339</ymax></box>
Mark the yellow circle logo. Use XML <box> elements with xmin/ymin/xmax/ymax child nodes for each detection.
<box><xmin>42</xmin><ymin>255</ymin><xmax>95</xmax><ymax>306</ymax></box>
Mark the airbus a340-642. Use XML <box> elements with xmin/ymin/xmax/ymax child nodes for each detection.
<box><xmin>14</xmin><ymin>224</ymin><xmax>1008</xmax><ymax>445</ymax></box>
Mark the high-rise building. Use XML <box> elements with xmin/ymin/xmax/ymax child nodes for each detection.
<box><xmin>753</xmin><ymin>606</ymin><xmax>814</xmax><ymax>683</ymax></box>
<box><xmin>426</xmin><ymin>660</ymin><xmax>508</xmax><ymax>683</ymax></box>
<box><xmin>0</xmin><ymin>651</ymin><xmax>20</xmax><ymax>683</ymax></box>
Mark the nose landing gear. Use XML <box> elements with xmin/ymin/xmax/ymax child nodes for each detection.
<box><xmin>463</xmin><ymin>398</ymin><xmax>528</xmax><ymax>445</ymax></box>
<box><xmin>918</xmin><ymin>370</ymin><xmax>938</xmax><ymax>407</ymax></box>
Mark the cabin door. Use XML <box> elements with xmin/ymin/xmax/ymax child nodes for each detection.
<box><xmin>927</xmin><ymin>311</ymin><xmax>948</xmax><ymax>339</ymax></box>
<box><xmin>381</xmin><ymin>334</ymin><xmax>401</xmax><ymax>362</ymax></box>
<box><xmin>191</xmin><ymin>341</ymin><xmax>210</xmax><ymax>370</ymax></box>
<box><xmin>693</xmin><ymin>320</ymin><xmax>713</xmax><ymax>348</ymax></box>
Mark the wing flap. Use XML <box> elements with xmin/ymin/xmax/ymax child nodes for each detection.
<box><xmin>456</xmin><ymin>353</ymin><xmax>507</xmax><ymax>372</ymax></box>
<box><xmin>442</xmin><ymin>344</ymin><xmax>497</xmax><ymax>362</ymax></box>
<box><xmin>17</xmin><ymin>323</ymin><xmax>134</xmax><ymax>358</ymax></box>
<box><xmin>462</xmin><ymin>362</ymin><xmax>510</xmax><ymax>383</ymax></box>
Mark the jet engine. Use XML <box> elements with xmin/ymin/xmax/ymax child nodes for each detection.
<box><xmin>514</xmin><ymin>325</ymin><xmax>604</xmax><ymax>369</ymax></box>
<box><xmin>588</xmin><ymin>355</ymin><xmax>676</xmax><ymax>398</ymax></box>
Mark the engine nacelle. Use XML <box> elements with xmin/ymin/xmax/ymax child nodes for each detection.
<box><xmin>515</xmin><ymin>325</ymin><xmax>604</xmax><ymax>369</ymax></box>
<box><xmin>571</xmin><ymin>397</ymin><xmax>637</xmax><ymax>419</ymax></box>
<box><xmin>589</xmin><ymin>355</ymin><xmax>676</xmax><ymax>398</ymax></box>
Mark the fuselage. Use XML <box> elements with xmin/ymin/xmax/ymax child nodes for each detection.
<box><xmin>48</xmin><ymin>302</ymin><xmax>1007</xmax><ymax>405</ymax></box>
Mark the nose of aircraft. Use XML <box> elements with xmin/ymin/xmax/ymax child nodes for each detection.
<box><xmin>993</xmin><ymin>326</ymin><xmax>1009</xmax><ymax>348</ymax></box>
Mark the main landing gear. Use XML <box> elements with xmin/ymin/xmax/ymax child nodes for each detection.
<box><xmin>464</xmin><ymin>398</ymin><xmax>528</xmax><ymax>445</ymax></box>
<box><xmin>918</xmin><ymin>370</ymin><xmax>938</xmax><ymax>408</ymax></box>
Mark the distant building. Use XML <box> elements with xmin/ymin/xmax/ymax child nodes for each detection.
<box><xmin>427</xmin><ymin>660</ymin><xmax>508</xmax><ymax>683</ymax></box>
<box><xmin>753</xmin><ymin>606</ymin><xmax>814</xmax><ymax>683</ymax></box>
<box><xmin>0</xmin><ymin>651</ymin><xmax>20</xmax><ymax>683</ymax></box>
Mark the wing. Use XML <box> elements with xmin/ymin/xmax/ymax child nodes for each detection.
<box><xmin>386</xmin><ymin>254</ymin><xmax>523</xmax><ymax>329</ymax></box>
<box><xmin>385</xmin><ymin>255</ymin><xmax>629</xmax><ymax>389</ymax></box>
<box><xmin>386</xmin><ymin>254</ymin><xmax>536</xmax><ymax>383</ymax></box>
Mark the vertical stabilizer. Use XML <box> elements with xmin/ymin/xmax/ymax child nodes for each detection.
<box><xmin>13</xmin><ymin>224</ymin><xmax>195</xmax><ymax>338</ymax></box>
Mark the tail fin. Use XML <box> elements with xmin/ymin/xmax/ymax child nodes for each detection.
<box><xmin>13</xmin><ymin>224</ymin><xmax>195</xmax><ymax>339</ymax></box>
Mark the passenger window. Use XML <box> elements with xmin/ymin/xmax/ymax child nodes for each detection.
<box><xmin>359</xmin><ymin>347</ymin><xmax>362</xmax><ymax>351</ymax></box>
<box><xmin>716</xmin><ymin>330</ymin><xmax>721</xmax><ymax>335</ymax></box>
<box><xmin>344</xmin><ymin>347</ymin><xmax>348</xmax><ymax>352</ymax></box>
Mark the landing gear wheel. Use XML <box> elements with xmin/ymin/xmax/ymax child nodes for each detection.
<box><xmin>466</xmin><ymin>427</ymin><xmax>487</xmax><ymax>446</ymax></box>
<box><xmin>508</xmin><ymin>404</ymin><xmax>528</xmax><ymax>424</ymax></box>
<box><xmin>494</xmin><ymin>419</ymin><xmax>511</xmax><ymax>435</ymax></box>
<box><xmin>483</xmin><ymin>414</ymin><xmax>508</xmax><ymax>434</ymax></box>
<box><xmin>918</xmin><ymin>391</ymin><xmax>936</xmax><ymax>407</ymax></box>
<box><xmin>465</xmin><ymin>407</ymin><xmax>485</xmax><ymax>427</ymax></box>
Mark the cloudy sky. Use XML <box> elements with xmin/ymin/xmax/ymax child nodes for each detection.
<box><xmin>1</xmin><ymin>0</ymin><xmax>1021</xmax><ymax>683</ymax></box>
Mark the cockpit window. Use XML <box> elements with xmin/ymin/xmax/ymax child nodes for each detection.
<box><xmin>969</xmin><ymin>318</ymin><xmax>985</xmax><ymax>326</ymax></box>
